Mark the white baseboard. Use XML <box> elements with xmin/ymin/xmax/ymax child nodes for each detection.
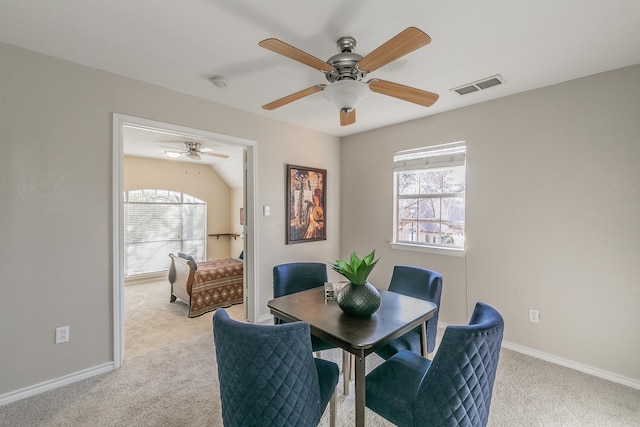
<box><xmin>0</xmin><ymin>362</ymin><xmax>114</xmax><ymax>406</ymax></box>
<box><xmin>501</xmin><ymin>341</ymin><xmax>640</xmax><ymax>390</ymax></box>
<box><xmin>125</xmin><ymin>272</ymin><xmax>166</xmax><ymax>285</ymax></box>
<box><xmin>437</xmin><ymin>322</ymin><xmax>640</xmax><ymax>391</ymax></box>
<box><xmin>257</xmin><ymin>313</ymin><xmax>274</xmax><ymax>324</ymax></box>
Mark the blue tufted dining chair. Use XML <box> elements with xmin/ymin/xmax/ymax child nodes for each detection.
<box><xmin>272</xmin><ymin>262</ymin><xmax>337</xmax><ymax>352</ymax></box>
<box><xmin>366</xmin><ymin>302</ymin><xmax>504</xmax><ymax>427</ymax></box>
<box><xmin>375</xmin><ymin>265</ymin><xmax>443</xmax><ymax>360</ymax></box>
<box><xmin>213</xmin><ymin>308</ymin><xmax>339</xmax><ymax>427</ymax></box>
<box><xmin>273</xmin><ymin>262</ymin><xmax>329</xmax><ymax>301</ymax></box>
<box><xmin>273</xmin><ymin>262</ymin><xmax>352</xmax><ymax>394</ymax></box>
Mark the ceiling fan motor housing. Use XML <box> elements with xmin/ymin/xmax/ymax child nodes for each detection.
<box><xmin>185</xmin><ymin>141</ymin><xmax>202</xmax><ymax>159</ymax></box>
<box><xmin>325</xmin><ymin>36</ymin><xmax>367</xmax><ymax>83</ymax></box>
<box><xmin>185</xmin><ymin>141</ymin><xmax>201</xmax><ymax>151</ymax></box>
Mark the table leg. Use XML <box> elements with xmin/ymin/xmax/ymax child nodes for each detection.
<box><xmin>420</xmin><ymin>322</ymin><xmax>428</xmax><ymax>357</ymax></box>
<box><xmin>354</xmin><ymin>354</ymin><xmax>366</xmax><ymax>427</ymax></box>
<box><xmin>342</xmin><ymin>350</ymin><xmax>350</xmax><ymax>395</ymax></box>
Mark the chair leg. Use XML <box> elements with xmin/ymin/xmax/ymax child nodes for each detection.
<box><xmin>342</xmin><ymin>350</ymin><xmax>350</xmax><ymax>395</ymax></box>
<box><xmin>329</xmin><ymin>388</ymin><xmax>337</xmax><ymax>427</ymax></box>
<box><xmin>350</xmin><ymin>354</ymin><xmax>355</xmax><ymax>380</ymax></box>
<box><xmin>420</xmin><ymin>322</ymin><xmax>428</xmax><ymax>357</ymax></box>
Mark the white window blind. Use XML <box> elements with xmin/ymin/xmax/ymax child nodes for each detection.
<box><xmin>393</xmin><ymin>142</ymin><xmax>466</xmax><ymax>171</ymax></box>
<box><xmin>124</xmin><ymin>189</ymin><xmax>206</xmax><ymax>277</ymax></box>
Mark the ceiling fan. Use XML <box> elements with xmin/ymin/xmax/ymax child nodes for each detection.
<box><xmin>259</xmin><ymin>27</ymin><xmax>439</xmax><ymax>126</ymax></box>
<box><xmin>162</xmin><ymin>141</ymin><xmax>229</xmax><ymax>160</ymax></box>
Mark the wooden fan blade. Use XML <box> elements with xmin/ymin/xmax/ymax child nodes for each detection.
<box><xmin>259</xmin><ymin>38</ymin><xmax>334</xmax><ymax>73</ymax></box>
<box><xmin>262</xmin><ymin>85</ymin><xmax>326</xmax><ymax>110</ymax></box>
<box><xmin>201</xmin><ymin>152</ymin><xmax>229</xmax><ymax>159</ymax></box>
<box><xmin>340</xmin><ymin>108</ymin><xmax>356</xmax><ymax>126</ymax></box>
<box><xmin>358</xmin><ymin>27</ymin><xmax>431</xmax><ymax>73</ymax></box>
<box><xmin>369</xmin><ymin>79</ymin><xmax>439</xmax><ymax>107</ymax></box>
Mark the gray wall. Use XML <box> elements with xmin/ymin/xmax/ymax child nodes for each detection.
<box><xmin>0</xmin><ymin>42</ymin><xmax>341</xmax><ymax>396</ymax></box>
<box><xmin>1</xmin><ymin>39</ymin><xmax>638</xmax><ymax>398</ymax></box>
<box><xmin>340</xmin><ymin>64</ymin><xmax>640</xmax><ymax>383</ymax></box>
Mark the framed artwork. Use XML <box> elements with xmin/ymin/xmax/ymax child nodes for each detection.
<box><xmin>286</xmin><ymin>164</ymin><xmax>327</xmax><ymax>244</ymax></box>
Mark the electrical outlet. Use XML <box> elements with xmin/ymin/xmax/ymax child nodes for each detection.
<box><xmin>529</xmin><ymin>309</ymin><xmax>540</xmax><ymax>323</ymax></box>
<box><xmin>55</xmin><ymin>326</ymin><xmax>69</xmax><ymax>344</ymax></box>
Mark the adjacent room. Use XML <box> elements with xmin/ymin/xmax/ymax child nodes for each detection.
<box><xmin>122</xmin><ymin>125</ymin><xmax>246</xmax><ymax>359</ymax></box>
<box><xmin>1</xmin><ymin>1</ymin><xmax>639</xmax><ymax>426</ymax></box>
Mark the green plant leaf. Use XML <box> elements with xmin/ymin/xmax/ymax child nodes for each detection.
<box><xmin>329</xmin><ymin>250</ymin><xmax>379</xmax><ymax>285</ymax></box>
<box><xmin>363</xmin><ymin>250</ymin><xmax>376</xmax><ymax>266</ymax></box>
<box><xmin>349</xmin><ymin>252</ymin><xmax>360</xmax><ymax>270</ymax></box>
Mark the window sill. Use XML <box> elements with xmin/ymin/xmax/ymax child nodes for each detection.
<box><xmin>389</xmin><ymin>242</ymin><xmax>466</xmax><ymax>257</ymax></box>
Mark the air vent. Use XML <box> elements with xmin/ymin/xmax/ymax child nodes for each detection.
<box><xmin>451</xmin><ymin>74</ymin><xmax>505</xmax><ymax>95</ymax></box>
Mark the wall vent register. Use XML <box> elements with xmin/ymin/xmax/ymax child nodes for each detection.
<box><xmin>451</xmin><ymin>74</ymin><xmax>505</xmax><ymax>95</ymax></box>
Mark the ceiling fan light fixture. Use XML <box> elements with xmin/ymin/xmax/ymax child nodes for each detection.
<box><xmin>323</xmin><ymin>80</ymin><xmax>370</xmax><ymax>110</ymax></box>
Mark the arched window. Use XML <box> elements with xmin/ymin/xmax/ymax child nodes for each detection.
<box><xmin>124</xmin><ymin>189</ymin><xmax>206</xmax><ymax>277</ymax></box>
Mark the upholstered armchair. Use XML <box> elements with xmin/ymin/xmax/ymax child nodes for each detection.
<box><xmin>375</xmin><ymin>265</ymin><xmax>443</xmax><ymax>360</ymax></box>
<box><xmin>366</xmin><ymin>301</ymin><xmax>504</xmax><ymax>427</ymax></box>
<box><xmin>213</xmin><ymin>308</ymin><xmax>339</xmax><ymax>427</ymax></box>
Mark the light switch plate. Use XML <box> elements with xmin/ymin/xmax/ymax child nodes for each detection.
<box><xmin>529</xmin><ymin>309</ymin><xmax>540</xmax><ymax>323</ymax></box>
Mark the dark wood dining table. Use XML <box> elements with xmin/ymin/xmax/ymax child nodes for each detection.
<box><xmin>268</xmin><ymin>286</ymin><xmax>437</xmax><ymax>427</ymax></box>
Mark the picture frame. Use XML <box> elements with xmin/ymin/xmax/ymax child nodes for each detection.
<box><xmin>286</xmin><ymin>164</ymin><xmax>327</xmax><ymax>244</ymax></box>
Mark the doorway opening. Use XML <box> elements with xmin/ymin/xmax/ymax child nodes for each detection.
<box><xmin>112</xmin><ymin>113</ymin><xmax>257</xmax><ymax>368</ymax></box>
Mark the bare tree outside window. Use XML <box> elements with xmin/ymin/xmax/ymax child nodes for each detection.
<box><xmin>394</xmin><ymin>143</ymin><xmax>466</xmax><ymax>249</ymax></box>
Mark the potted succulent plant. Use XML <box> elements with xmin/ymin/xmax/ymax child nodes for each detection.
<box><xmin>329</xmin><ymin>250</ymin><xmax>381</xmax><ymax>318</ymax></box>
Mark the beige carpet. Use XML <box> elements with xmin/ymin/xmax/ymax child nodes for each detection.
<box><xmin>1</xmin><ymin>281</ymin><xmax>638</xmax><ymax>426</ymax></box>
<box><xmin>124</xmin><ymin>278</ymin><xmax>245</xmax><ymax>359</ymax></box>
<box><xmin>2</xmin><ymin>332</ymin><xmax>639</xmax><ymax>427</ymax></box>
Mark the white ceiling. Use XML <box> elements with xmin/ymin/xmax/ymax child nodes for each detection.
<box><xmin>122</xmin><ymin>125</ymin><xmax>245</xmax><ymax>188</ymax></box>
<box><xmin>1</xmin><ymin>0</ymin><xmax>639</xmax><ymax>185</ymax></box>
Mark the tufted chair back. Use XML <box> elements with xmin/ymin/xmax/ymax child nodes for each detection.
<box><xmin>366</xmin><ymin>302</ymin><xmax>503</xmax><ymax>427</ymax></box>
<box><xmin>273</xmin><ymin>262</ymin><xmax>328</xmax><ymax>298</ymax></box>
<box><xmin>376</xmin><ymin>265</ymin><xmax>443</xmax><ymax>358</ymax></box>
<box><xmin>273</xmin><ymin>262</ymin><xmax>351</xmax><ymax>396</ymax></box>
<box><xmin>415</xmin><ymin>302</ymin><xmax>504</xmax><ymax>426</ymax></box>
<box><xmin>213</xmin><ymin>308</ymin><xmax>338</xmax><ymax>427</ymax></box>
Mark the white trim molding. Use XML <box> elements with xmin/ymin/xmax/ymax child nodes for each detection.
<box><xmin>437</xmin><ymin>323</ymin><xmax>639</xmax><ymax>390</ymax></box>
<box><xmin>257</xmin><ymin>313</ymin><xmax>274</xmax><ymax>324</ymax></box>
<box><xmin>0</xmin><ymin>363</ymin><xmax>113</xmax><ymax>406</ymax></box>
<box><xmin>112</xmin><ymin>113</ymin><xmax>258</xmax><ymax>368</ymax></box>
<box><xmin>389</xmin><ymin>242</ymin><xmax>466</xmax><ymax>257</ymax></box>
<box><xmin>501</xmin><ymin>340</ymin><xmax>640</xmax><ymax>390</ymax></box>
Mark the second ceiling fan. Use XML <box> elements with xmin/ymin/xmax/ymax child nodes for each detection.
<box><xmin>260</xmin><ymin>27</ymin><xmax>439</xmax><ymax>126</ymax></box>
<box><xmin>162</xmin><ymin>141</ymin><xmax>229</xmax><ymax>160</ymax></box>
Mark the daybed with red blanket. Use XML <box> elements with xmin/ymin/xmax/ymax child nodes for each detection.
<box><xmin>169</xmin><ymin>253</ymin><xmax>243</xmax><ymax>317</ymax></box>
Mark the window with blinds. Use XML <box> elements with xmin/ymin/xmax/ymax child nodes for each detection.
<box><xmin>124</xmin><ymin>189</ymin><xmax>206</xmax><ymax>277</ymax></box>
<box><xmin>393</xmin><ymin>142</ymin><xmax>466</xmax><ymax>249</ymax></box>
